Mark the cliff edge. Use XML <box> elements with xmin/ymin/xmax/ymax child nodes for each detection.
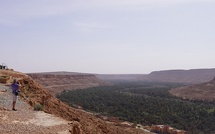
<box><xmin>28</xmin><ymin>72</ymin><xmax>108</xmax><ymax>95</ymax></box>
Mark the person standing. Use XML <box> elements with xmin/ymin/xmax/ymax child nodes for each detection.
<box><xmin>11</xmin><ymin>79</ymin><xmax>20</xmax><ymax>111</ymax></box>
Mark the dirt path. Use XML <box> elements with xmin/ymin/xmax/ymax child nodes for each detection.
<box><xmin>0</xmin><ymin>83</ymin><xmax>71</xmax><ymax>134</ymax></box>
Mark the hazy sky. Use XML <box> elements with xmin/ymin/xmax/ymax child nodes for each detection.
<box><xmin>1</xmin><ymin>0</ymin><xmax>215</xmax><ymax>74</ymax></box>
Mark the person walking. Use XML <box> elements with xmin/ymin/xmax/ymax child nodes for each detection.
<box><xmin>11</xmin><ymin>79</ymin><xmax>20</xmax><ymax>111</ymax></box>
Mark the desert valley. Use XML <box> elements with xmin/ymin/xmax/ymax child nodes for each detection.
<box><xmin>0</xmin><ymin>68</ymin><xmax>215</xmax><ymax>134</ymax></box>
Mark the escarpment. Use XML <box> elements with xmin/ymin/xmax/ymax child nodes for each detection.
<box><xmin>28</xmin><ymin>72</ymin><xmax>108</xmax><ymax>95</ymax></box>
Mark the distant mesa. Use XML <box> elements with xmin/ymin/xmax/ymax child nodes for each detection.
<box><xmin>95</xmin><ymin>74</ymin><xmax>146</xmax><ymax>81</ymax></box>
<box><xmin>139</xmin><ymin>68</ymin><xmax>215</xmax><ymax>84</ymax></box>
<box><xmin>27</xmin><ymin>72</ymin><xmax>108</xmax><ymax>95</ymax></box>
<box><xmin>170</xmin><ymin>76</ymin><xmax>215</xmax><ymax>101</ymax></box>
<box><xmin>95</xmin><ymin>68</ymin><xmax>215</xmax><ymax>84</ymax></box>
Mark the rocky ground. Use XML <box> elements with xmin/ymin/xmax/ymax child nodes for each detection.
<box><xmin>0</xmin><ymin>83</ymin><xmax>71</xmax><ymax>134</ymax></box>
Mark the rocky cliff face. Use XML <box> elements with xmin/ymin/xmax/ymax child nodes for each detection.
<box><xmin>169</xmin><ymin>77</ymin><xmax>215</xmax><ymax>101</ymax></box>
<box><xmin>28</xmin><ymin>72</ymin><xmax>108</xmax><ymax>95</ymax></box>
<box><xmin>0</xmin><ymin>70</ymin><xmax>148</xmax><ymax>134</ymax></box>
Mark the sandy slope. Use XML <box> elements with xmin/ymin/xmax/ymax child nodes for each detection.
<box><xmin>0</xmin><ymin>83</ymin><xmax>71</xmax><ymax>134</ymax></box>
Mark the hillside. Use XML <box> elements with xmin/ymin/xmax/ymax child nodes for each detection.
<box><xmin>28</xmin><ymin>72</ymin><xmax>108</xmax><ymax>95</ymax></box>
<box><xmin>0</xmin><ymin>83</ymin><xmax>72</xmax><ymax>134</ymax></box>
<box><xmin>139</xmin><ymin>68</ymin><xmax>215</xmax><ymax>84</ymax></box>
<box><xmin>170</xmin><ymin>77</ymin><xmax>215</xmax><ymax>101</ymax></box>
<box><xmin>0</xmin><ymin>69</ymin><xmax>149</xmax><ymax>134</ymax></box>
